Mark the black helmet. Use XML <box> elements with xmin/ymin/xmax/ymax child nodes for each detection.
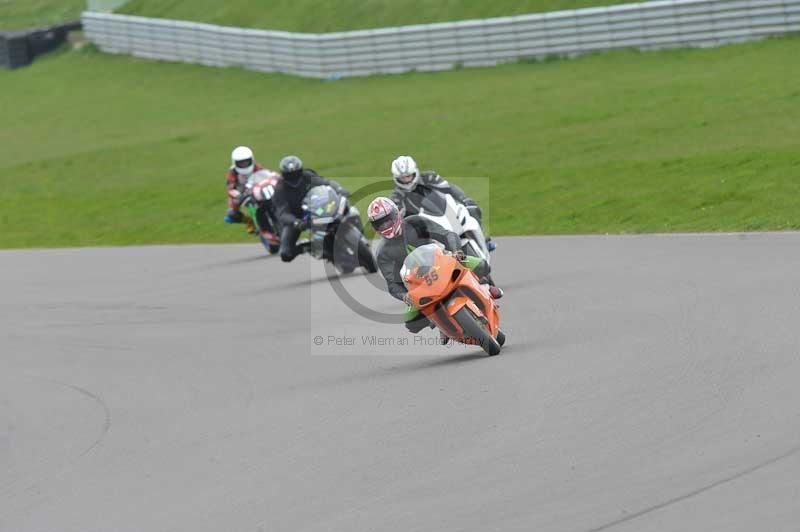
<box><xmin>279</xmin><ymin>155</ymin><xmax>304</xmax><ymax>187</ymax></box>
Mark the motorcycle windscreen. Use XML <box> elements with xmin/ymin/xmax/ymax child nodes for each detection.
<box><xmin>416</xmin><ymin>190</ymin><xmax>448</xmax><ymax>216</ymax></box>
<box><xmin>249</xmin><ymin>169</ymin><xmax>272</xmax><ymax>183</ymax></box>
<box><xmin>402</xmin><ymin>215</ymin><xmax>453</xmax><ymax>251</ymax></box>
<box><xmin>401</xmin><ymin>242</ymin><xmax>445</xmax><ymax>288</ymax></box>
<box><xmin>304</xmin><ymin>186</ymin><xmax>340</xmax><ymax>227</ymax></box>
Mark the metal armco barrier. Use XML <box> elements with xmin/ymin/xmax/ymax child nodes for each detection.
<box><xmin>1</xmin><ymin>21</ymin><xmax>82</xmax><ymax>69</ymax></box>
<box><xmin>82</xmin><ymin>0</ymin><xmax>800</xmax><ymax>79</ymax></box>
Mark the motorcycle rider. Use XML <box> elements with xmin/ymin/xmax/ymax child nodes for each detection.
<box><xmin>368</xmin><ymin>196</ymin><xmax>502</xmax><ymax>336</ymax></box>
<box><xmin>389</xmin><ymin>155</ymin><xmax>496</xmax><ymax>251</ymax></box>
<box><xmin>271</xmin><ymin>155</ymin><xmax>348</xmax><ymax>262</ymax></box>
<box><xmin>224</xmin><ymin>146</ymin><xmax>270</xmax><ymax>231</ymax></box>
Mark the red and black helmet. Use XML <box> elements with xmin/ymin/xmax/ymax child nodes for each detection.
<box><xmin>368</xmin><ymin>197</ymin><xmax>402</xmax><ymax>238</ymax></box>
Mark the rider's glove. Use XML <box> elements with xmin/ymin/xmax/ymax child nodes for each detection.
<box><xmin>293</xmin><ymin>218</ymin><xmax>308</xmax><ymax>232</ymax></box>
<box><xmin>454</xmin><ymin>250</ymin><xmax>467</xmax><ymax>262</ymax></box>
<box><xmin>403</xmin><ymin>293</ymin><xmax>414</xmax><ymax>306</ymax></box>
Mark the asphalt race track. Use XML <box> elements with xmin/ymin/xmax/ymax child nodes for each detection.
<box><xmin>2</xmin><ymin>233</ymin><xmax>800</xmax><ymax>532</ymax></box>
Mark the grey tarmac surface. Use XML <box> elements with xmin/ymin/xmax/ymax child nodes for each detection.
<box><xmin>2</xmin><ymin>233</ymin><xmax>800</xmax><ymax>532</ymax></box>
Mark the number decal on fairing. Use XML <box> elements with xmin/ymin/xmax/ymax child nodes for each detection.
<box><xmin>423</xmin><ymin>271</ymin><xmax>439</xmax><ymax>286</ymax></box>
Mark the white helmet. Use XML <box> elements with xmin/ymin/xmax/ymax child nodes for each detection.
<box><xmin>391</xmin><ymin>155</ymin><xmax>420</xmax><ymax>191</ymax></box>
<box><xmin>231</xmin><ymin>146</ymin><xmax>255</xmax><ymax>177</ymax></box>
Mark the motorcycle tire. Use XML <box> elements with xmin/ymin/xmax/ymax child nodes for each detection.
<box><xmin>259</xmin><ymin>235</ymin><xmax>278</xmax><ymax>255</ymax></box>
<box><xmin>453</xmin><ymin>307</ymin><xmax>502</xmax><ymax>356</ymax></box>
<box><xmin>357</xmin><ymin>239</ymin><xmax>378</xmax><ymax>273</ymax></box>
<box><xmin>338</xmin><ymin>262</ymin><xmax>355</xmax><ymax>275</ymax></box>
<box><xmin>496</xmin><ymin>329</ymin><xmax>506</xmax><ymax>346</ymax></box>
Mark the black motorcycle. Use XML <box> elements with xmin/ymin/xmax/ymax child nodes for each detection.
<box><xmin>298</xmin><ymin>185</ymin><xmax>378</xmax><ymax>274</ymax></box>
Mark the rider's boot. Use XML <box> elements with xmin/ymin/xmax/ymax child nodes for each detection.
<box><xmin>244</xmin><ymin>216</ymin><xmax>257</xmax><ymax>235</ymax></box>
<box><xmin>224</xmin><ymin>208</ymin><xmax>243</xmax><ymax>224</ymax></box>
<box><xmin>405</xmin><ymin>306</ymin><xmax>430</xmax><ymax>333</ymax></box>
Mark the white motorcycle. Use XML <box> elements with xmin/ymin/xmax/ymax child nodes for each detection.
<box><xmin>410</xmin><ymin>190</ymin><xmax>492</xmax><ymax>265</ymax></box>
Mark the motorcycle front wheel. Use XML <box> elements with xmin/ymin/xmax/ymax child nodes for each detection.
<box><xmin>259</xmin><ymin>235</ymin><xmax>281</xmax><ymax>255</ymax></box>
<box><xmin>357</xmin><ymin>239</ymin><xmax>378</xmax><ymax>273</ymax></box>
<box><xmin>453</xmin><ymin>307</ymin><xmax>501</xmax><ymax>356</ymax></box>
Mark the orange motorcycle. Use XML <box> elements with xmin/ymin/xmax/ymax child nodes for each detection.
<box><xmin>402</xmin><ymin>243</ymin><xmax>506</xmax><ymax>356</ymax></box>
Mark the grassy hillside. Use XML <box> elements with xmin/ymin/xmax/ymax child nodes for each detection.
<box><xmin>119</xmin><ymin>0</ymin><xmax>645</xmax><ymax>32</ymax></box>
<box><xmin>0</xmin><ymin>0</ymin><xmax>85</xmax><ymax>30</ymax></box>
<box><xmin>0</xmin><ymin>0</ymin><xmax>648</xmax><ymax>33</ymax></box>
<box><xmin>1</xmin><ymin>36</ymin><xmax>799</xmax><ymax>248</ymax></box>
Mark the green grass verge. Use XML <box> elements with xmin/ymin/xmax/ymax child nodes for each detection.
<box><xmin>0</xmin><ymin>0</ymin><xmax>640</xmax><ymax>33</ymax></box>
<box><xmin>0</xmin><ymin>0</ymin><xmax>85</xmax><ymax>31</ymax></box>
<box><xmin>119</xmin><ymin>0</ymin><xmax>645</xmax><ymax>32</ymax></box>
<box><xmin>1</xmin><ymin>36</ymin><xmax>799</xmax><ymax>248</ymax></box>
